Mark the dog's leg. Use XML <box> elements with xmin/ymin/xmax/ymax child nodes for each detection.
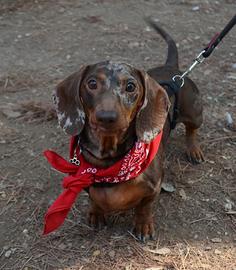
<box><xmin>133</xmin><ymin>193</ymin><xmax>158</xmax><ymax>242</ymax></box>
<box><xmin>185</xmin><ymin>123</ymin><xmax>204</xmax><ymax>164</ymax></box>
<box><xmin>88</xmin><ymin>201</ymin><xmax>106</xmax><ymax>230</ymax></box>
<box><xmin>178</xmin><ymin>80</ymin><xmax>204</xmax><ymax>164</ymax></box>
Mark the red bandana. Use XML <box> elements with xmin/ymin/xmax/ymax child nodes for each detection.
<box><xmin>43</xmin><ymin>131</ymin><xmax>163</xmax><ymax>235</ymax></box>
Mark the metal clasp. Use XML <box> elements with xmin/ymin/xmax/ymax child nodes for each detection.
<box><xmin>172</xmin><ymin>50</ymin><xmax>206</xmax><ymax>88</ymax></box>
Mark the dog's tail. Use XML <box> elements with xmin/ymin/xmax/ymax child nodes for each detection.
<box><xmin>146</xmin><ymin>19</ymin><xmax>179</xmax><ymax>68</ymax></box>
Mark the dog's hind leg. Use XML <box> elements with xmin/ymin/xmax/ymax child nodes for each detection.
<box><xmin>185</xmin><ymin>123</ymin><xmax>204</xmax><ymax>164</ymax></box>
<box><xmin>178</xmin><ymin>78</ymin><xmax>204</xmax><ymax>164</ymax></box>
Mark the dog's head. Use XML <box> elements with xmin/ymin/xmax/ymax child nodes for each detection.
<box><xmin>53</xmin><ymin>61</ymin><xmax>170</xmax><ymax>143</ymax></box>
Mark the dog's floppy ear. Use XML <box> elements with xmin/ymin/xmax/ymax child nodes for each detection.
<box><xmin>53</xmin><ymin>66</ymin><xmax>88</xmax><ymax>136</ymax></box>
<box><xmin>136</xmin><ymin>71</ymin><xmax>170</xmax><ymax>143</ymax></box>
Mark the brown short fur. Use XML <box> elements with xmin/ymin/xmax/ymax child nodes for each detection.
<box><xmin>53</xmin><ymin>22</ymin><xmax>204</xmax><ymax>241</ymax></box>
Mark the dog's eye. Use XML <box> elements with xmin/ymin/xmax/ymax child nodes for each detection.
<box><xmin>126</xmin><ymin>82</ymin><xmax>136</xmax><ymax>92</ymax></box>
<box><xmin>87</xmin><ymin>79</ymin><xmax>97</xmax><ymax>90</ymax></box>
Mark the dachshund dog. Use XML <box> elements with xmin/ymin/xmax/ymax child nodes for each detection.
<box><xmin>52</xmin><ymin>22</ymin><xmax>204</xmax><ymax>241</ymax></box>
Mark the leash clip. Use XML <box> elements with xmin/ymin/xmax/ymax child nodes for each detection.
<box><xmin>172</xmin><ymin>50</ymin><xmax>206</xmax><ymax>88</ymax></box>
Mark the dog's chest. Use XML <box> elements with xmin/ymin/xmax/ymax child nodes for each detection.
<box><xmin>88</xmin><ymin>176</ymin><xmax>150</xmax><ymax>212</ymax></box>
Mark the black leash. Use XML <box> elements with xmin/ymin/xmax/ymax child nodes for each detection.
<box><xmin>203</xmin><ymin>14</ymin><xmax>236</xmax><ymax>58</ymax></box>
<box><xmin>161</xmin><ymin>14</ymin><xmax>236</xmax><ymax>129</ymax></box>
<box><xmin>172</xmin><ymin>14</ymin><xmax>236</xmax><ymax>88</ymax></box>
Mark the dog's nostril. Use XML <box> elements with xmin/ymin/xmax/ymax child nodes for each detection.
<box><xmin>96</xmin><ymin>110</ymin><xmax>118</xmax><ymax>124</ymax></box>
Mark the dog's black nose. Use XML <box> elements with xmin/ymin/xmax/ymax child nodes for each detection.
<box><xmin>96</xmin><ymin>110</ymin><xmax>118</xmax><ymax>124</ymax></box>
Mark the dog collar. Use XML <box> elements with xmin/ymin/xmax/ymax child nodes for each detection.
<box><xmin>43</xmin><ymin>131</ymin><xmax>163</xmax><ymax>235</ymax></box>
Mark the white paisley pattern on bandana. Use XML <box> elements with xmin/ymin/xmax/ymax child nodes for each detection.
<box><xmin>82</xmin><ymin>141</ymin><xmax>150</xmax><ymax>183</ymax></box>
<box><xmin>118</xmin><ymin>142</ymin><xmax>148</xmax><ymax>180</ymax></box>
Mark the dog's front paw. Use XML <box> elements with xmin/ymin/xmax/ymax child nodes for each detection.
<box><xmin>186</xmin><ymin>144</ymin><xmax>204</xmax><ymax>164</ymax></box>
<box><xmin>88</xmin><ymin>211</ymin><xmax>106</xmax><ymax>230</ymax></box>
<box><xmin>132</xmin><ymin>215</ymin><xmax>156</xmax><ymax>243</ymax></box>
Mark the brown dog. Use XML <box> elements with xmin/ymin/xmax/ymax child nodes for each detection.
<box><xmin>52</xmin><ymin>22</ymin><xmax>204</xmax><ymax>241</ymax></box>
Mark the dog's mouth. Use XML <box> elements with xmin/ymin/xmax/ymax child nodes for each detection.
<box><xmin>90</xmin><ymin>121</ymin><xmax>128</xmax><ymax>135</ymax></box>
<box><xmin>82</xmin><ymin>144</ymin><xmax>117</xmax><ymax>160</ymax></box>
<box><xmin>84</xmin><ymin>121</ymin><xmax>128</xmax><ymax>159</ymax></box>
<box><xmin>80</xmin><ymin>117</ymin><xmax>137</xmax><ymax>166</ymax></box>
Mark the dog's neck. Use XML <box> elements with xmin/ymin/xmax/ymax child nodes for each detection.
<box><xmin>79</xmin><ymin>122</ymin><xmax>137</xmax><ymax>168</ymax></box>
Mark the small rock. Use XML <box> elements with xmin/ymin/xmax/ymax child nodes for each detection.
<box><xmin>145</xmin><ymin>26</ymin><xmax>151</xmax><ymax>32</ymax></box>
<box><xmin>124</xmin><ymin>24</ymin><xmax>128</xmax><ymax>30</ymax></box>
<box><xmin>179</xmin><ymin>188</ymin><xmax>187</xmax><ymax>200</ymax></box>
<box><xmin>1</xmin><ymin>108</ymin><xmax>22</xmax><ymax>118</ymax></box>
<box><xmin>232</xmin><ymin>63</ymin><xmax>236</xmax><ymax>69</ymax></box>
<box><xmin>22</xmin><ymin>242</ymin><xmax>28</xmax><ymax>249</ymax></box>
<box><xmin>192</xmin><ymin>6</ymin><xmax>200</xmax><ymax>11</ymax></box>
<box><xmin>204</xmin><ymin>69</ymin><xmax>211</xmax><ymax>76</ymax></box>
<box><xmin>214</xmin><ymin>249</ymin><xmax>221</xmax><ymax>255</ymax></box>
<box><xmin>125</xmin><ymin>265</ymin><xmax>132</xmax><ymax>270</ymax></box>
<box><xmin>5</xmin><ymin>250</ymin><xmax>12</xmax><ymax>258</ymax></box>
<box><xmin>154</xmin><ymin>247</ymin><xmax>171</xmax><ymax>255</ymax></box>
<box><xmin>225</xmin><ymin>199</ymin><xmax>234</xmax><ymax>211</ymax></box>
<box><xmin>59</xmin><ymin>7</ymin><xmax>65</xmax><ymax>13</ymax></box>
<box><xmin>161</xmin><ymin>182</ymin><xmax>176</xmax><ymax>193</ymax></box>
<box><xmin>204</xmin><ymin>246</ymin><xmax>212</xmax><ymax>251</ymax></box>
<box><xmin>109</xmin><ymin>250</ymin><xmax>115</xmax><ymax>258</ymax></box>
<box><xmin>128</xmin><ymin>41</ymin><xmax>139</xmax><ymax>49</ymax></box>
<box><xmin>225</xmin><ymin>112</ymin><xmax>233</xmax><ymax>126</ymax></box>
<box><xmin>208</xmin><ymin>160</ymin><xmax>215</xmax><ymax>164</ymax></box>
<box><xmin>0</xmin><ymin>191</ymin><xmax>6</xmax><ymax>198</ymax></box>
<box><xmin>58</xmin><ymin>243</ymin><xmax>66</xmax><ymax>250</ymax></box>
<box><xmin>93</xmin><ymin>250</ymin><xmax>101</xmax><ymax>256</ymax></box>
<box><xmin>211</xmin><ymin>237</ymin><xmax>222</xmax><ymax>243</ymax></box>
<box><xmin>23</xmin><ymin>229</ymin><xmax>28</xmax><ymax>234</ymax></box>
<box><xmin>143</xmin><ymin>246</ymin><xmax>171</xmax><ymax>255</ymax></box>
<box><xmin>227</xmin><ymin>74</ymin><xmax>236</xmax><ymax>80</ymax></box>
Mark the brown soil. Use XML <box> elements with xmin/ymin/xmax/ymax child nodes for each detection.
<box><xmin>0</xmin><ymin>0</ymin><xmax>235</xmax><ymax>269</ymax></box>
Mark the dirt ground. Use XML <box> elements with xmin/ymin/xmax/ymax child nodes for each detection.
<box><xmin>0</xmin><ymin>0</ymin><xmax>235</xmax><ymax>269</ymax></box>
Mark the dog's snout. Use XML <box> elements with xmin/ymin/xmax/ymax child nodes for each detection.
<box><xmin>96</xmin><ymin>110</ymin><xmax>118</xmax><ymax>124</ymax></box>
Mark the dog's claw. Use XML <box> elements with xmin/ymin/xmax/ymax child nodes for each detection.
<box><xmin>137</xmin><ymin>233</ymin><xmax>142</xmax><ymax>241</ymax></box>
<box><xmin>88</xmin><ymin>212</ymin><xmax>106</xmax><ymax>230</ymax></box>
<box><xmin>141</xmin><ymin>235</ymin><xmax>146</xmax><ymax>243</ymax></box>
<box><xmin>131</xmin><ymin>217</ymin><xmax>155</xmax><ymax>243</ymax></box>
<box><xmin>186</xmin><ymin>145</ymin><xmax>205</xmax><ymax>164</ymax></box>
<box><xmin>150</xmin><ymin>232</ymin><xmax>156</xmax><ymax>241</ymax></box>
